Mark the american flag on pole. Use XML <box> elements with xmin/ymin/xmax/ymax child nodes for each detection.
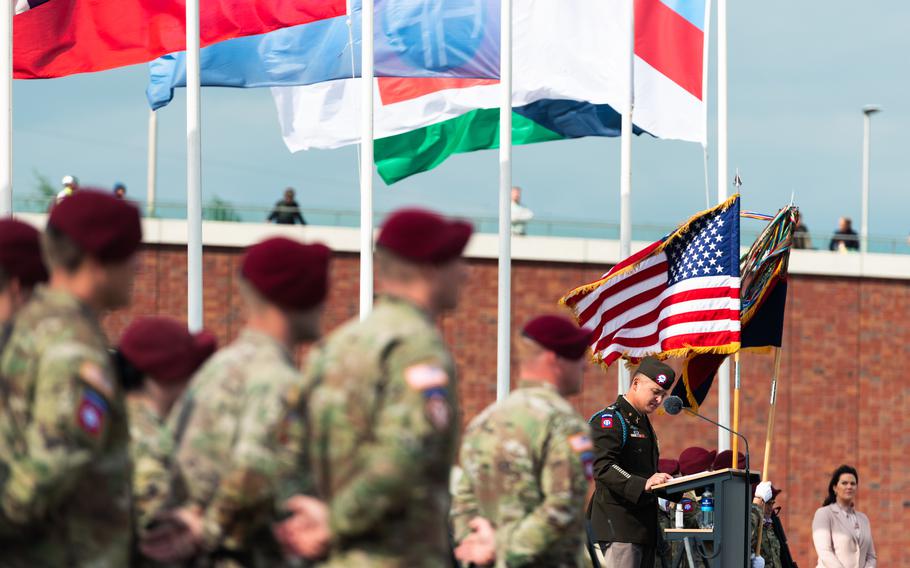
<box><xmin>561</xmin><ymin>196</ymin><xmax>741</xmax><ymax>366</ymax></box>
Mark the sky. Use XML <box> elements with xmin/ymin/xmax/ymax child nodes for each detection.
<box><xmin>10</xmin><ymin>1</ymin><xmax>910</xmax><ymax>249</ymax></box>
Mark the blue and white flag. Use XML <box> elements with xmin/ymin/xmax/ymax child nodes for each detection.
<box><xmin>147</xmin><ymin>0</ymin><xmax>500</xmax><ymax>110</ymax></box>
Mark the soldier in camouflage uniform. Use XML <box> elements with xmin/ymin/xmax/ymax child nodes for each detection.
<box><xmin>273</xmin><ymin>208</ymin><xmax>472</xmax><ymax>567</ymax></box>
<box><xmin>0</xmin><ymin>219</ymin><xmax>48</xmax><ymax>349</ymax></box>
<box><xmin>116</xmin><ymin>317</ymin><xmax>217</xmax><ymax>535</ymax></box>
<box><xmin>751</xmin><ymin>481</ymin><xmax>782</xmax><ymax>568</ymax></box>
<box><xmin>450</xmin><ymin>314</ymin><xmax>595</xmax><ymax>568</ymax></box>
<box><xmin>0</xmin><ymin>191</ymin><xmax>142</xmax><ymax>565</ymax></box>
<box><xmin>655</xmin><ymin>459</ymin><xmax>679</xmax><ymax>568</ymax></box>
<box><xmin>139</xmin><ymin>237</ymin><xmax>331</xmax><ymax>567</ymax></box>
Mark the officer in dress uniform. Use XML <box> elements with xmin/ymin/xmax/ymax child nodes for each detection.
<box><xmin>451</xmin><ymin>314</ymin><xmax>595</xmax><ymax>568</ymax></box>
<box><xmin>0</xmin><ymin>191</ymin><xmax>142</xmax><ymax>565</ymax></box>
<box><xmin>588</xmin><ymin>357</ymin><xmax>676</xmax><ymax>568</ymax></box>
<box><xmin>273</xmin><ymin>208</ymin><xmax>472</xmax><ymax>567</ymax></box>
<box><xmin>0</xmin><ymin>219</ymin><xmax>48</xmax><ymax>349</ymax></box>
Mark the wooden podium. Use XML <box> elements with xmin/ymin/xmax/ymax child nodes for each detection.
<box><xmin>653</xmin><ymin>468</ymin><xmax>759</xmax><ymax>568</ymax></box>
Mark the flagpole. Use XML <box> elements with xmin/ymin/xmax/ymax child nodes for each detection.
<box><xmin>146</xmin><ymin>109</ymin><xmax>158</xmax><ymax>218</ymax></box>
<box><xmin>731</xmin><ymin>352</ymin><xmax>741</xmax><ymax>467</ymax></box>
<box><xmin>495</xmin><ymin>0</ymin><xmax>512</xmax><ymax>401</ymax></box>
<box><xmin>0</xmin><ymin>0</ymin><xmax>12</xmax><ymax>216</ymax></box>
<box><xmin>358</xmin><ymin>0</ymin><xmax>374</xmax><ymax>320</ymax></box>
<box><xmin>755</xmin><ymin>347</ymin><xmax>783</xmax><ymax>555</ymax></box>
<box><xmin>715</xmin><ymin>0</ymin><xmax>731</xmax><ymax>451</ymax></box>
<box><xmin>618</xmin><ymin>0</ymin><xmax>635</xmax><ymax>394</ymax></box>
<box><xmin>186</xmin><ymin>0</ymin><xmax>203</xmax><ymax>332</ymax></box>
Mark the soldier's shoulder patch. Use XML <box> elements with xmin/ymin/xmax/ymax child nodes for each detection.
<box><xmin>600</xmin><ymin>413</ymin><xmax>614</xmax><ymax>429</ymax></box>
<box><xmin>681</xmin><ymin>498</ymin><xmax>695</xmax><ymax>513</ymax></box>
<box><xmin>404</xmin><ymin>364</ymin><xmax>449</xmax><ymax>392</ymax></box>
<box><xmin>76</xmin><ymin>388</ymin><xmax>109</xmax><ymax>437</ymax></box>
<box><xmin>78</xmin><ymin>361</ymin><xmax>114</xmax><ymax>400</ymax></box>
<box><xmin>568</xmin><ymin>432</ymin><xmax>594</xmax><ymax>453</ymax></box>
<box><xmin>569</xmin><ymin>432</ymin><xmax>595</xmax><ymax>481</ymax></box>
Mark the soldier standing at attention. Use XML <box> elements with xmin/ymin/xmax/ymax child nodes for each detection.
<box><xmin>0</xmin><ymin>191</ymin><xmax>142</xmax><ymax>565</ymax></box>
<box><xmin>115</xmin><ymin>317</ymin><xmax>217</xmax><ymax>536</ymax></box>
<box><xmin>588</xmin><ymin>357</ymin><xmax>676</xmax><ymax>568</ymax></box>
<box><xmin>751</xmin><ymin>481</ymin><xmax>782</xmax><ymax>568</ymax></box>
<box><xmin>450</xmin><ymin>314</ymin><xmax>595</xmax><ymax>568</ymax></box>
<box><xmin>273</xmin><ymin>208</ymin><xmax>472</xmax><ymax>567</ymax></box>
<box><xmin>139</xmin><ymin>237</ymin><xmax>331</xmax><ymax>567</ymax></box>
<box><xmin>0</xmin><ymin>219</ymin><xmax>48</xmax><ymax>348</ymax></box>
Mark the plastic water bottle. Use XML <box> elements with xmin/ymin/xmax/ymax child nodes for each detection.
<box><xmin>699</xmin><ymin>489</ymin><xmax>715</xmax><ymax>529</ymax></box>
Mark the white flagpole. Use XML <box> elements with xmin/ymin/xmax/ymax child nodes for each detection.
<box><xmin>0</xmin><ymin>0</ymin><xmax>12</xmax><ymax>216</ymax></box>
<box><xmin>146</xmin><ymin>109</ymin><xmax>158</xmax><ymax>218</ymax></box>
<box><xmin>617</xmin><ymin>0</ymin><xmax>635</xmax><ymax>395</ymax></box>
<box><xmin>495</xmin><ymin>0</ymin><xmax>512</xmax><ymax>401</ymax></box>
<box><xmin>186</xmin><ymin>0</ymin><xmax>203</xmax><ymax>332</ymax></box>
<box><xmin>716</xmin><ymin>0</ymin><xmax>731</xmax><ymax>451</ymax></box>
<box><xmin>359</xmin><ymin>0</ymin><xmax>374</xmax><ymax>320</ymax></box>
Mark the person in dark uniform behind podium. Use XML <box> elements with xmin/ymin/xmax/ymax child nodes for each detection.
<box><xmin>588</xmin><ymin>356</ymin><xmax>676</xmax><ymax>568</ymax></box>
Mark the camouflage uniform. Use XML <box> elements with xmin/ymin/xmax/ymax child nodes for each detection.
<box><xmin>167</xmin><ymin>328</ymin><xmax>305</xmax><ymax>567</ymax></box>
<box><xmin>451</xmin><ymin>380</ymin><xmax>592</xmax><ymax>568</ymax></box>
<box><xmin>127</xmin><ymin>395</ymin><xmax>175</xmax><ymax>534</ymax></box>
<box><xmin>657</xmin><ymin>494</ymin><xmax>704</xmax><ymax>568</ymax></box>
<box><xmin>303</xmin><ymin>295</ymin><xmax>458</xmax><ymax>567</ymax></box>
<box><xmin>750</xmin><ymin>503</ymin><xmax>782</xmax><ymax>568</ymax></box>
<box><xmin>0</xmin><ymin>287</ymin><xmax>133</xmax><ymax>566</ymax></box>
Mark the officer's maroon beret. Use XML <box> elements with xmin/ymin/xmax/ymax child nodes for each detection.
<box><xmin>712</xmin><ymin>449</ymin><xmax>746</xmax><ymax>470</ymax></box>
<box><xmin>48</xmin><ymin>190</ymin><xmax>142</xmax><ymax>263</ymax></box>
<box><xmin>119</xmin><ymin>317</ymin><xmax>217</xmax><ymax>383</ymax></box>
<box><xmin>241</xmin><ymin>237</ymin><xmax>331</xmax><ymax>310</ymax></box>
<box><xmin>679</xmin><ymin>447</ymin><xmax>717</xmax><ymax>476</ymax></box>
<box><xmin>522</xmin><ymin>315</ymin><xmax>593</xmax><ymax>360</ymax></box>
<box><xmin>376</xmin><ymin>208</ymin><xmax>473</xmax><ymax>264</ymax></box>
<box><xmin>658</xmin><ymin>458</ymin><xmax>680</xmax><ymax>476</ymax></box>
<box><xmin>0</xmin><ymin>219</ymin><xmax>48</xmax><ymax>286</ymax></box>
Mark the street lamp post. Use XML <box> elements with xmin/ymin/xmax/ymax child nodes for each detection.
<box><xmin>861</xmin><ymin>105</ymin><xmax>881</xmax><ymax>254</ymax></box>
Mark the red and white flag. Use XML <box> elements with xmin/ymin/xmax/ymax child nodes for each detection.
<box><xmin>13</xmin><ymin>0</ymin><xmax>345</xmax><ymax>79</ymax></box>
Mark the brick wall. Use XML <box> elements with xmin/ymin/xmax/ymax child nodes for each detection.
<box><xmin>105</xmin><ymin>244</ymin><xmax>910</xmax><ymax>567</ymax></box>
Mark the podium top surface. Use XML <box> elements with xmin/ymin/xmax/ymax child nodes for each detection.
<box><xmin>652</xmin><ymin>468</ymin><xmax>760</xmax><ymax>493</ymax></box>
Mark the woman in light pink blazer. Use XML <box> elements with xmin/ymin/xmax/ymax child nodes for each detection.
<box><xmin>812</xmin><ymin>465</ymin><xmax>876</xmax><ymax>568</ymax></box>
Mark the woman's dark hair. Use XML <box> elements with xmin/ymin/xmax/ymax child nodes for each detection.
<box><xmin>823</xmin><ymin>464</ymin><xmax>859</xmax><ymax>506</ymax></box>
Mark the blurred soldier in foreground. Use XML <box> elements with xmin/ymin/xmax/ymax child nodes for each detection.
<box><xmin>274</xmin><ymin>208</ymin><xmax>472</xmax><ymax>567</ymax></box>
<box><xmin>588</xmin><ymin>357</ymin><xmax>676</xmax><ymax>568</ymax></box>
<box><xmin>116</xmin><ymin>317</ymin><xmax>217</xmax><ymax>536</ymax></box>
<box><xmin>0</xmin><ymin>191</ymin><xmax>142</xmax><ymax>565</ymax></box>
<box><xmin>0</xmin><ymin>219</ymin><xmax>48</xmax><ymax>347</ymax></box>
<box><xmin>451</xmin><ymin>314</ymin><xmax>594</xmax><ymax>568</ymax></box>
<box><xmin>140</xmin><ymin>237</ymin><xmax>331</xmax><ymax>567</ymax></box>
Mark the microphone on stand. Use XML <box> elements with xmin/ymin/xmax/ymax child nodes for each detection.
<box><xmin>663</xmin><ymin>395</ymin><xmax>754</xmax><ymax>568</ymax></box>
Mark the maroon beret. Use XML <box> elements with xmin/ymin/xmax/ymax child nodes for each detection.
<box><xmin>241</xmin><ymin>237</ymin><xmax>331</xmax><ymax>310</ymax></box>
<box><xmin>522</xmin><ymin>315</ymin><xmax>593</xmax><ymax>360</ymax></box>
<box><xmin>376</xmin><ymin>208</ymin><xmax>473</xmax><ymax>264</ymax></box>
<box><xmin>712</xmin><ymin>449</ymin><xmax>746</xmax><ymax>470</ymax></box>
<box><xmin>679</xmin><ymin>447</ymin><xmax>717</xmax><ymax>476</ymax></box>
<box><xmin>658</xmin><ymin>458</ymin><xmax>680</xmax><ymax>476</ymax></box>
<box><xmin>48</xmin><ymin>190</ymin><xmax>142</xmax><ymax>262</ymax></box>
<box><xmin>635</xmin><ymin>356</ymin><xmax>676</xmax><ymax>390</ymax></box>
<box><xmin>119</xmin><ymin>317</ymin><xmax>217</xmax><ymax>383</ymax></box>
<box><xmin>0</xmin><ymin>219</ymin><xmax>48</xmax><ymax>287</ymax></box>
